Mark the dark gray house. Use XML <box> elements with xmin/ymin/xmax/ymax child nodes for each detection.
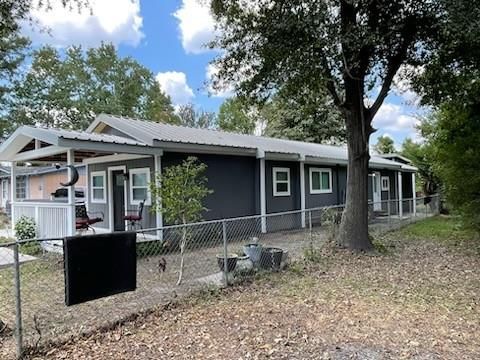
<box><xmin>0</xmin><ymin>114</ymin><xmax>417</xmax><ymax>239</ymax></box>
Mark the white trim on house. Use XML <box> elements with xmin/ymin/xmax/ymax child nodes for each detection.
<box><xmin>129</xmin><ymin>167</ymin><xmax>151</xmax><ymax>206</ymax></box>
<box><xmin>107</xmin><ymin>165</ymin><xmax>128</xmax><ymax>232</ymax></box>
<box><xmin>300</xmin><ymin>161</ymin><xmax>306</xmax><ymax>227</ymax></box>
<box><xmin>83</xmin><ymin>154</ymin><xmax>152</xmax><ymax>165</ymax></box>
<box><xmin>90</xmin><ymin>170</ymin><xmax>107</xmax><ymax>204</ymax></box>
<box><xmin>381</xmin><ymin>176</ymin><xmax>390</xmax><ymax>191</ymax></box>
<box><xmin>272</xmin><ymin>167</ymin><xmax>291</xmax><ymax>197</ymax></box>
<box><xmin>309</xmin><ymin>167</ymin><xmax>333</xmax><ymax>194</ymax></box>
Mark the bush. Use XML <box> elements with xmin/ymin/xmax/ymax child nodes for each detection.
<box><xmin>14</xmin><ymin>216</ymin><xmax>42</xmax><ymax>255</ymax></box>
<box><xmin>14</xmin><ymin>216</ymin><xmax>37</xmax><ymax>240</ymax></box>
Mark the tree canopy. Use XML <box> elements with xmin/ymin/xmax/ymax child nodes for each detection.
<box><xmin>217</xmin><ymin>97</ymin><xmax>256</xmax><ymax>134</ymax></box>
<box><xmin>374</xmin><ymin>135</ymin><xmax>395</xmax><ymax>154</ymax></box>
<box><xmin>176</xmin><ymin>103</ymin><xmax>217</xmax><ymax>129</ymax></box>
<box><xmin>7</xmin><ymin>43</ymin><xmax>177</xmax><ymax>132</ymax></box>
<box><xmin>209</xmin><ymin>0</ymin><xmax>457</xmax><ymax>250</ymax></box>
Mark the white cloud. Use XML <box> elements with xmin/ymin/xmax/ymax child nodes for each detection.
<box><xmin>156</xmin><ymin>71</ymin><xmax>195</xmax><ymax>105</ymax></box>
<box><xmin>205</xmin><ymin>63</ymin><xmax>234</xmax><ymax>98</ymax></box>
<box><xmin>24</xmin><ymin>0</ymin><xmax>144</xmax><ymax>47</ymax></box>
<box><xmin>392</xmin><ymin>65</ymin><xmax>424</xmax><ymax>105</ymax></box>
<box><xmin>174</xmin><ymin>0</ymin><xmax>217</xmax><ymax>54</ymax></box>
<box><xmin>373</xmin><ymin>102</ymin><xmax>419</xmax><ymax>132</ymax></box>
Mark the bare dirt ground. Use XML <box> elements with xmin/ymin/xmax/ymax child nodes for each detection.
<box><xmin>25</xmin><ymin>216</ymin><xmax>480</xmax><ymax>360</ymax></box>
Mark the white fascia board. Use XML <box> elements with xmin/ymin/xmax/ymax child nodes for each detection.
<box><xmin>13</xmin><ymin>146</ymin><xmax>67</xmax><ymax>162</ymax></box>
<box><xmin>57</xmin><ymin>138</ymin><xmax>163</xmax><ymax>156</ymax></box>
<box><xmin>82</xmin><ymin>153</ymin><xmax>153</xmax><ymax>165</ymax></box>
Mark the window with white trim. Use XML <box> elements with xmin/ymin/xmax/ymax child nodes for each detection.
<box><xmin>272</xmin><ymin>167</ymin><xmax>290</xmax><ymax>196</ymax></box>
<box><xmin>381</xmin><ymin>176</ymin><xmax>390</xmax><ymax>191</ymax></box>
<box><xmin>16</xmin><ymin>176</ymin><xmax>26</xmax><ymax>199</ymax></box>
<box><xmin>129</xmin><ymin>168</ymin><xmax>151</xmax><ymax>205</ymax></box>
<box><xmin>309</xmin><ymin>168</ymin><xmax>332</xmax><ymax>194</ymax></box>
<box><xmin>90</xmin><ymin>171</ymin><xmax>106</xmax><ymax>203</ymax></box>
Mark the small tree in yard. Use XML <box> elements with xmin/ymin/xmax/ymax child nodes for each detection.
<box><xmin>150</xmin><ymin>157</ymin><xmax>213</xmax><ymax>285</ymax></box>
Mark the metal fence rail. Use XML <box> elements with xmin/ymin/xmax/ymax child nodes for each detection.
<box><xmin>0</xmin><ymin>195</ymin><xmax>440</xmax><ymax>359</ymax></box>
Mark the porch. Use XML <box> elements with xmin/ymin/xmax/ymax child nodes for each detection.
<box><xmin>0</xmin><ymin>126</ymin><xmax>163</xmax><ymax>240</ymax></box>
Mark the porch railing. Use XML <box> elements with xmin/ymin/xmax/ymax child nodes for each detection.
<box><xmin>12</xmin><ymin>201</ymin><xmax>71</xmax><ymax>239</ymax></box>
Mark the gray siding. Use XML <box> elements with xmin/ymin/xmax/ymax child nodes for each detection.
<box><xmin>305</xmin><ymin>164</ymin><xmax>339</xmax><ymax>208</ymax></box>
<box><xmin>88</xmin><ymin>157</ymin><xmax>156</xmax><ymax>230</ymax></box>
<box><xmin>162</xmin><ymin>152</ymin><xmax>258</xmax><ymax>222</ymax></box>
<box><xmin>265</xmin><ymin>160</ymin><xmax>301</xmax><ymax>213</ymax></box>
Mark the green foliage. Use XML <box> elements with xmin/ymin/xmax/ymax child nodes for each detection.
<box><xmin>217</xmin><ymin>97</ymin><xmax>255</xmax><ymax>134</ymax></box>
<box><xmin>401</xmin><ymin>137</ymin><xmax>439</xmax><ymax>194</ymax></box>
<box><xmin>150</xmin><ymin>157</ymin><xmax>213</xmax><ymax>285</ymax></box>
<box><xmin>14</xmin><ymin>216</ymin><xmax>36</xmax><ymax>241</ymax></box>
<box><xmin>7</xmin><ymin>43</ymin><xmax>177</xmax><ymax>132</ymax></box>
<box><xmin>262</xmin><ymin>91</ymin><xmax>345</xmax><ymax>144</ymax></box>
<box><xmin>374</xmin><ymin>136</ymin><xmax>395</xmax><ymax>155</ymax></box>
<box><xmin>150</xmin><ymin>157</ymin><xmax>213</xmax><ymax>225</ymax></box>
<box><xmin>176</xmin><ymin>103</ymin><xmax>217</xmax><ymax>129</ymax></box>
<box><xmin>303</xmin><ymin>247</ymin><xmax>323</xmax><ymax>263</ymax></box>
<box><xmin>421</xmin><ymin>104</ymin><xmax>480</xmax><ymax>230</ymax></box>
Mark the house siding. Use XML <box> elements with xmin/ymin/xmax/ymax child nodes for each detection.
<box><xmin>162</xmin><ymin>152</ymin><xmax>258</xmax><ymax>222</ymax></box>
<box><xmin>88</xmin><ymin>153</ymin><xmax>259</xmax><ymax>229</ymax></box>
<box><xmin>88</xmin><ymin>158</ymin><xmax>156</xmax><ymax>230</ymax></box>
<box><xmin>305</xmin><ymin>164</ymin><xmax>339</xmax><ymax>208</ymax></box>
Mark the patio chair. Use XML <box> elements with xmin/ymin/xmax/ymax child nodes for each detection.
<box><xmin>123</xmin><ymin>200</ymin><xmax>145</xmax><ymax>231</ymax></box>
<box><xmin>75</xmin><ymin>203</ymin><xmax>104</xmax><ymax>233</ymax></box>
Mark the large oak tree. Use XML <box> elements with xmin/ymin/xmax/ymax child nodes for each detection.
<box><xmin>209</xmin><ymin>0</ymin><xmax>457</xmax><ymax>250</ymax></box>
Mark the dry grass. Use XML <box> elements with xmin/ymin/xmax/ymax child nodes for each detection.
<box><xmin>23</xmin><ymin>216</ymin><xmax>480</xmax><ymax>360</ymax></box>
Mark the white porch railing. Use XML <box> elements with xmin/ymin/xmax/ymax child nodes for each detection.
<box><xmin>12</xmin><ymin>201</ymin><xmax>72</xmax><ymax>239</ymax></box>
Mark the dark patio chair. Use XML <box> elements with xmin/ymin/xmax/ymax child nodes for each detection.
<box><xmin>75</xmin><ymin>203</ymin><xmax>104</xmax><ymax>233</ymax></box>
<box><xmin>123</xmin><ymin>200</ymin><xmax>145</xmax><ymax>231</ymax></box>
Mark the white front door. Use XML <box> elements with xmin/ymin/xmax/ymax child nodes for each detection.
<box><xmin>372</xmin><ymin>172</ymin><xmax>381</xmax><ymax>211</ymax></box>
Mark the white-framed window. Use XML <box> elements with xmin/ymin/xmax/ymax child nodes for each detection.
<box><xmin>129</xmin><ymin>168</ymin><xmax>151</xmax><ymax>205</ymax></box>
<box><xmin>2</xmin><ymin>180</ymin><xmax>8</xmax><ymax>200</ymax></box>
<box><xmin>309</xmin><ymin>168</ymin><xmax>332</xmax><ymax>194</ymax></box>
<box><xmin>272</xmin><ymin>167</ymin><xmax>291</xmax><ymax>196</ymax></box>
<box><xmin>381</xmin><ymin>176</ymin><xmax>390</xmax><ymax>191</ymax></box>
<box><xmin>16</xmin><ymin>176</ymin><xmax>27</xmax><ymax>199</ymax></box>
<box><xmin>90</xmin><ymin>171</ymin><xmax>106</xmax><ymax>203</ymax></box>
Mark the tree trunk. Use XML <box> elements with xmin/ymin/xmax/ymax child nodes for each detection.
<box><xmin>337</xmin><ymin>95</ymin><xmax>374</xmax><ymax>251</ymax></box>
<box><xmin>177</xmin><ymin>220</ymin><xmax>187</xmax><ymax>285</ymax></box>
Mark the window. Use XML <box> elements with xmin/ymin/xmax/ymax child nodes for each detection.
<box><xmin>129</xmin><ymin>168</ymin><xmax>151</xmax><ymax>205</ymax></box>
<box><xmin>2</xmin><ymin>180</ymin><xmax>8</xmax><ymax>199</ymax></box>
<box><xmin>91</xmin><ymin>171</ymin><xmax>106</xmax><ymax>203</ymax></box>
<box><xmin>309</xmin><ymin>168</ymin><xmax>332</xmax><ymax>194</ymax></box>
<box><xmin>381</xmin><ymin>176</ymin><xmax>390</xmax><ymax>191</ymax></box>
<box><xmin>16</xmin><ymin>176</ymin><xmax>26</xmax><ymax>199</ymax></box>
<box><xmin>273</xmin><ymin>167</ymin><xmax>290</xmax><ymax>196</ymax></box>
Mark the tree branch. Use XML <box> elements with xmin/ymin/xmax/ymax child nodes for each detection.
<box><xmin>368</xmin><ymin>18</ymin><xmax>417</xmax><ymax>119</ymax></box>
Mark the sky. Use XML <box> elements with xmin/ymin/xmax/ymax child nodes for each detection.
<box><xmin>23</xmin><ymin>0</ymin><xmax>425</xmax><ymax>150</ymax></box>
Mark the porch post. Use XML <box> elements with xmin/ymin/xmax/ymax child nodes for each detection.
<box><xmin>154</xmin><ymin>154</ymin><xmax>163</xmax><ymax>240</ymax></box>
<box><xmin>67</xmin><ymin>150</ymin><xmax>76</xmax><ymax>236</ymax></box>
<box><xmin>397</xmin><ymin>171</ymin><xmax>403</xmax><ymax>218</ymax></box>
<box><xmin>10</xmin><ymin>161</ymin><xmax>16</xmax><ymax>233</ymax></box>
<box><xmin>257</xmin><ymin>150</ymin><xmax>266</xmax><ymax>233</ymax></box>
<box><xmin>412</xmin><ymin>172</ymin><xmax>416</xmax><ymax>216</ymax></box>
<box><xmin>299</xmin><ymin>158</ymin><xmax>306</xmax><ymax>228</ymax></box>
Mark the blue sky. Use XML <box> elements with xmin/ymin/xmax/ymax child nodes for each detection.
<box><xmin>25</xmin><ymin>0</ymin><xmax>424</xmax><ymax>150</ymax></box>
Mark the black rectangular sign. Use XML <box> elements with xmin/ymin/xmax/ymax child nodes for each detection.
<box><xmin>64</xmin><ymin>232</ymin><xmax>137</xmax><ymax>306</ymax></box>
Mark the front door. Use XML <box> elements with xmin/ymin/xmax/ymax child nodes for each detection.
<box><xmin>112</xmin><ymin>170</ymin><xmax>126</xmax><ymax>231</ymax></box>
<box><xmin>372</xmin><ymin>172</ymin><xmax>381</xmax><ymax>211</ymax></box>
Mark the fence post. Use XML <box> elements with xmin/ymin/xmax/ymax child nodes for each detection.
<box><xmin>13</xmin><ymin>242</ymin><xmax>23</xmax><ymax>359</ymax></box>
<box><xmin>308</xmin><ymin>210</ymin><xmax>312</xmax><ymax>246</ymax></box>
<box><xmin>222</xmin><ymin>220</ymin><xmax>228</xmax><ymax>287</ymax></box>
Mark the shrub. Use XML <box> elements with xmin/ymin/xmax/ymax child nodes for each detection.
<box><xmin>14</xmin><ymin>216</ymin><xmax>37</xmax><ymax>240</ymax></box>
<box><xmin>14</xmin><ymin>216</ymin><xmax>42</xmax><ymax>255</ymax></box>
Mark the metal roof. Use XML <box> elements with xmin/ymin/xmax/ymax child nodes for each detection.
<box><xmin>44</xmin><ymin>127</ymin><xmax>148</xmax><ymax>147</ymax></box>
<box><xmin>89</xmin><ymin>114</ymin><xmax>414</xmax><ymax>170</ymax></box>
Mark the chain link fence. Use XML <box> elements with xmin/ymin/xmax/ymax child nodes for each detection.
<box><xmin>0</xmin><ymin>195</ymin><xmax>439</xmax><ymax>359</ymax></box>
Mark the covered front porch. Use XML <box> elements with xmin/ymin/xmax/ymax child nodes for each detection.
<box><xmin>0</xmin><ymin>126</ymin><xmax>162</xmax><ymax>240</ymax></box>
